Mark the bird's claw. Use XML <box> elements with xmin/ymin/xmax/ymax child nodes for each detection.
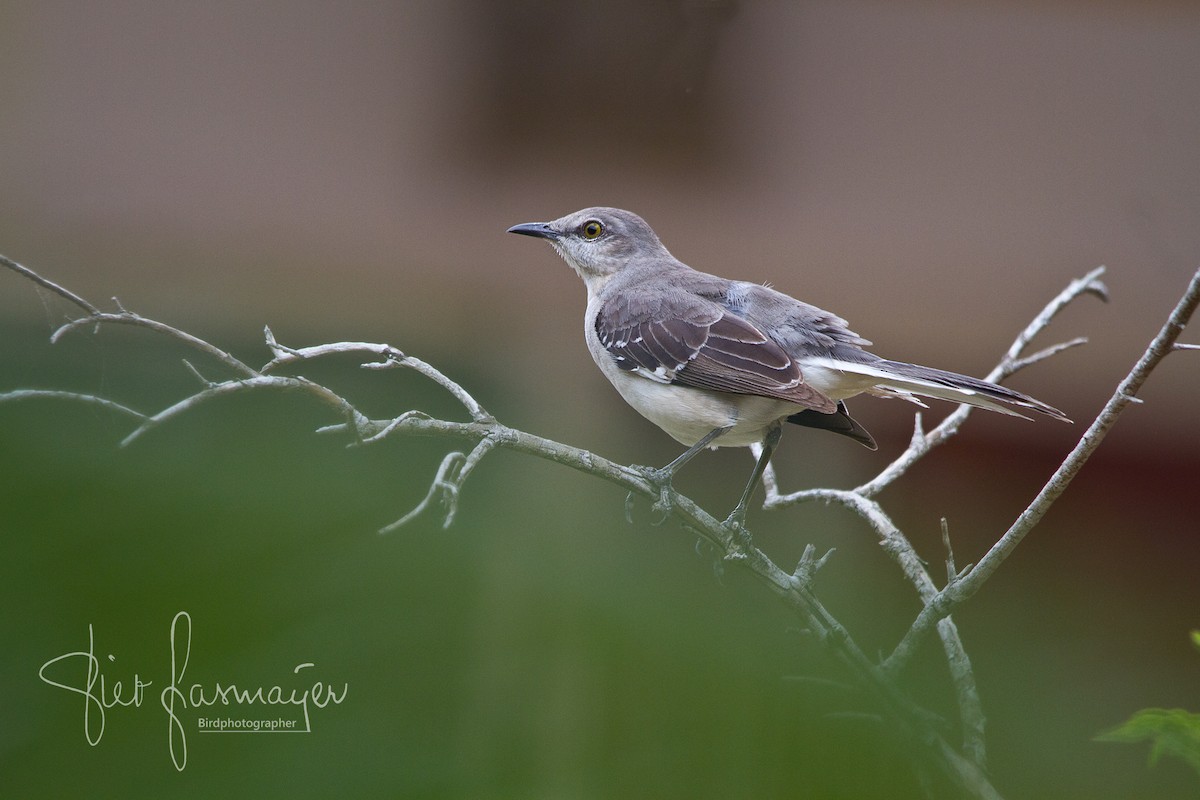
<box><xmin>627</xmin><ymin>465</ymin><xmax>677</xmax><ymax>525</ymax></box>
<box><xmin>649</xmin><ymin>488</ymin><xmax>673</xmax><ymax>525</ymax></box>
<box><xmin>622</xmin><ymin>489</ymin><xmax>672</xmax><ymax>525</ymax></box>
<box><xmin>722</xmin><ymin>510</ymin><xmax>754</xmax><ymax>548</ymax></box>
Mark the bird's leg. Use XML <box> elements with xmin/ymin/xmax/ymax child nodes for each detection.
<box><xmin>627</xmin><ymin>425</ymin><xmax>732</xmax><ymax>524</ymax></box>
<box><xmin>648</xmin><ymin>425</ymin><xmax>732</xmax><ymax>483</ymax></box>
<box><xmin>723</xmin><ymin>421</ymin><xmax>783</xmax><ymax>539</ymax></box>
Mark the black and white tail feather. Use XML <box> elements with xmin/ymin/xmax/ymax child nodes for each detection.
<box><xmin>783</xmin><ymin>354</ymin><xmax>1068</xmax><ymax>451</ymax></box>
<box><xmin>805</xmin><ymin>355</ymin><xmax>1070</xmax><ymax>421</ymax></box>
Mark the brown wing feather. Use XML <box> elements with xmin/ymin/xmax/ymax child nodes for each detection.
<box><xmin>596</xmin><ymin>292</ymin><xmax>835</xmax><ymax>412</ymax></box>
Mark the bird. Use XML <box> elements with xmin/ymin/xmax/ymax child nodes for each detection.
<box><xmin>507</xmin><ymin>207</ymin><xmax>1069</xmax><ymax>530</ymax></box>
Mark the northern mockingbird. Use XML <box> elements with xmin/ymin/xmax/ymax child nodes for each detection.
<box><xmin>508</xmin><ymin>207</ymin><xmax>1068</xmax><ymax>529</ymax></box>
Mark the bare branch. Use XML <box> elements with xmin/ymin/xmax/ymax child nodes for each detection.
<box><xmin>181</xmin><ymin>359</ymin><xmax>216</xmax><ymax>387</ymax></box>
<box><xmin>369</xmin><ymin>353</ymin><xmax>493</xmax><ymax>422</ymax></box>
<box><xmin>7</xmin><ymin>254</ymin><xmax>1134</xmax><ymax>800</ymax></box>
<box><xmin>352</xmin><ymin>407</ymin><xmax>993</xmax><ymax>796</ymax></box>
<box><xmin>342</xmin><ymin>402</ymin><xmax>986</xmax><ymax>771</ymax></box>
<box><xmin>760</xmin><ymin>481</ymin><xmax>990</xmax><ymax>763</ymax></box>
<box><xmin>263</xmin><ymin>325</ymin><xmax>299</xmax><ymax>359</ymax></box>
<box><xmin>852</xmin><ymin>412</ymin><xmax>931</xmax><ymax>499</ymax></box>
<box><xmin>940</xmin><ymin>613</ymin><xmax>988</xmax><ymax>766</ymax></box>
<box><xmin>52</xmin><ymin>311</ymin><xmax>258</xmax><ymax>378</ymax></box>
<box><xmin>1003</xmin><ymin>336</ymin><xmax>1088</xmax><ymax>373</ymax></box>
<box><xmin>0</xmin><ymin>389</ymin><xmax>147</xmax><ymax>421</ymax></box>
<box><xmin>455</xmin><ymin>436</ymin><xmax>497</xmax><ymax>493</ymax></box>
<box><xmin>0</xmin><ymin>254</ymin><xmax>101</xmax><ymax>315</ymax></box>
<box><xmin>942</xmin><ymin>518</ymin><xmax>958</xmax><ymax>582</ymax></box>
<box><xmin>260</xmin><ymin>333</ymin><xmax>492</xmax><ymax>422</ymax></box>
<box><xmin>380</xmin><ymin>435</ymin><xmax>499</xmax><ymax>532</ymax></box>
<box><xmin>995</xmin><ymin>266</ymin><xmax>1109</xmax><ymax>375</ymax></box>
<box><xmin>858</xmin><ymin>267</ymin><xmax>1108</xmax><ymax>497</ymax></box>
<box><xmin>360</xmin><ymin>410</ymin><xmax>432</xmax><ymax>444</ymax></box>
<box><xmin>885</xmin><ymin>266</ymin><xmax>1200</xmax><ymax>675</ymax></box>
<box><xmin>756</xmin><ymin>268</ymin><xmax>1111</xmax><ymax>767</ymax></box>
<box><xmin>120</xmin><ymin>375</ymin><xmax>367</xmax><ymax>447</ymax></box>
<box><xmin>260</xmin><ymin>337</ymin><xmax>401</xmax><ymax>372</ymax></box>
<box><xmin>380</xmin><ymin>450</ymin><xmax>467</xmax><ymax>532</ymax></box>
<box><xmin>793</xmin><ymin>543</ymin><xmax>836</xmax><ymax>584</ymax></box>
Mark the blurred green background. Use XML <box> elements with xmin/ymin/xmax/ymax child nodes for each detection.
<box><xmin>2</xmin><ymin>3</ymin><xmax>1199</xmax><ymax>798</ymax></box>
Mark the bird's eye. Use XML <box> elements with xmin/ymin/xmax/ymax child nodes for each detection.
<box><xmin>581</xmin><ymin>220</ymin><xmax>604</xmax><ymax>240</ymax></box>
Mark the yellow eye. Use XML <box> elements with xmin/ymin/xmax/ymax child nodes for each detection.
<box><xmin>581</xmin><ymin>220</ymin><xmax>604</xmax><ymax>240</ymax></box>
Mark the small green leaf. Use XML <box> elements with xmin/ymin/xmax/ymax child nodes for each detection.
<box><xmin>1097</xmin><ymin>708</ymin><xmax>1200</xmax><ymax>777</ymax></box>
<box><xmin>1190</xmin><ymin>629</ymin><xmax>1200</xmax><ymax>652</ymax></box>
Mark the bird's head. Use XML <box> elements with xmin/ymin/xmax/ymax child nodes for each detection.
<box><xmin>508</xmin><ymin>207</ymin><xmax>671</xmax><ymax>291</ymax></box>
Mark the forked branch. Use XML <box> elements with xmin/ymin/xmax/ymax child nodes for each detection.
<box><xmin>4</xmin><ymin>251</ymin><xmax>1196</xmax><ymax>800</ymax></box>
<box><xmin>884</xmin><ymin>266</ymin><xmax>1200</xmax><ymax>674</ymax></box>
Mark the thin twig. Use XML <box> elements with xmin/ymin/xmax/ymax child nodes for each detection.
<box><xmin>120</xmin><ymin>375</ymin><xmax>366</xmax><ymax>447</ymax></box>
<box><xmin>380</xmin><ymin>451</ymin><xmax>468</xmax><ymax>533</ymax></box>
<box><xmin>792</xmin><ymin>543</ymin><xmax>836</xmax><ymax>585</ymax></box>
<box><xmin>329</xmin><ymin>407</ymin><xmax>1003</xmax><ymax>795</ymax></box>
<box><xmin>0</xmin><ymin>389</ymin><xmax>147</xmax><ymax>421</ymax></box>
<box><xmin>372</xmin><ymin>353</ymin><xmax>493</xmax><ymax>423</ymax></box>
<box><xmin>995</xmin><ymin>267</ymin><xmax>1109</xmax><ymax>373</ymax></box>
<box><xmin>884</xmin><ymin>266</ymin><xmax>1200</xmax><ymax>675</ymax></box>
<box><xmin>857</xmin><ymin>266</ymin><xmax>1108</xmax><ymax>499</ymax></box>
<box><xmin>52</xmin><ymin>312</ymin><xmax>258</xmax><ymax>378</ymax></box>
<box><xmin>6</xmin><ymin>254</ymin><xmax>1140</xmax><ymax>800</ymax></box>
<box><xmin>759</xmin><ymin>267</ymin><xmax>1109</xmax><ymax>766</ymax></box>
<box><xmin>379</xmin><ymin>435</ymin><xmax>499</xmax><ymax>532</ymax></box>
<box><xmin>1005</xmin><ymin>337</ymin><xmax>1088</xmax><ymax>373</ymax></box>
<box><xmin>260</xmin><ymin>334</ymin><xmax>492</xmax><ymax>422</ymax></box>
<box><xmin>0</xmin><ymin>254</ymin><xmax>102</xmax><ymax>315</ymax></box>
<box><xmin>260</xmin><ymin>338</ymin><xmax>402</xmax><ymax>372</ymax></box>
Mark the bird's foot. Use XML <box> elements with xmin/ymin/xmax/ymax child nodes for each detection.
<box><xmin>722</xmin><ymin>508</ymin><xmax>755</xmax><ymax>549</ymax></box>
<box><xmin>625</xmin><ymin>465</ymin><xmax>677</xmax><ymax>526</ymax></box>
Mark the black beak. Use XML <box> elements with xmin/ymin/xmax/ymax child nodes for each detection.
<box><xmin>506</xmin><ymin>222</ymin><xmax>560</xmax><ymax>240</ymax></box>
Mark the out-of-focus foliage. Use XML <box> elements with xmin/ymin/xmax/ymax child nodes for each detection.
<box><xmin>1096</xmin><ymin>632</ymin><xmax>1200</xmax><ymax>780</ymax></box>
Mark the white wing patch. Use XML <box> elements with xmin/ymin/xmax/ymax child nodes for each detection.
<box><xmin>630</xmin><ymin>364</ymin><xmax>676</xmax><ymax>384</ymax></box>
<box><xmin>801</xmin><ymin>356</ymin><xmax>1030</xmax><ymax>418</ymax></box>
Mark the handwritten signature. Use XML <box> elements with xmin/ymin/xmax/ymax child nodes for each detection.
<box><xmin>38</xmin><ymin>611</ymin><xmax>348</xmax><ymax>770</ymax></box>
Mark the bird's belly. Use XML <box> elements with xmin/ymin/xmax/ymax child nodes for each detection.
<box><xmin>795</xmin><ymin>362</ymin><xmax>876</xmax><ymax>401</ymax></box>
<box><xmin>604</xmin><ymin>369</ymin><xmax>797</xmax><ymax>448</ymax></box>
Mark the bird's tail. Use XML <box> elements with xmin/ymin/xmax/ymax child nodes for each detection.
<box><xmin>833</xmin><ymin>358</ymin><xmax>1071</xmax><ymax>422</ymax></box>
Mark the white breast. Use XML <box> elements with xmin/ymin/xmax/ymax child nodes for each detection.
<box><xmin>582</xmin><ymin>296</ymin><xmax>799</xmax><ymax>448</ymax></box>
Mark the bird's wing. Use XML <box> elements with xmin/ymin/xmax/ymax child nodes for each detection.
<box><xmin>595</xmin><ymin>287</ymin><xmax>836</xmax><ymax>412</ymax></box>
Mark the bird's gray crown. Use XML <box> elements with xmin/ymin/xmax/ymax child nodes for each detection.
<box><xmin>507</xmin><ymin>207</ymin><xmax>672</xmax><ymax>283</ymax></box>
